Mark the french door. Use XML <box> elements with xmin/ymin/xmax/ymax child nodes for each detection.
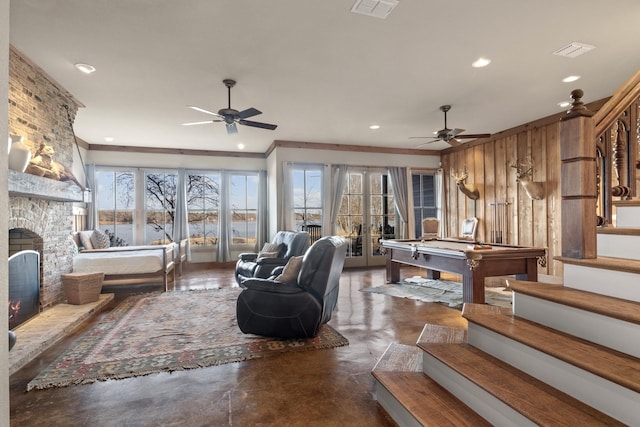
<box><xmin>337</xmin><ymin>168</ymin><xmax>396</xmax><ymax>267</ymax></box>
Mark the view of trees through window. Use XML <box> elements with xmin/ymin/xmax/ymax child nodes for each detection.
<box><xmin>96</xmin><ymin>168</ymin><xmax>258</xmax><ymax>248</ymax></box>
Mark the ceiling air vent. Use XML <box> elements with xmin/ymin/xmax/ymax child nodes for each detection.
<box><xmin>552</xmin><ymin>42</ymin><xmax>596</xmax><ymax>58</ymax></box>
<box><xmin>350</xmin><ymin>0</ymin><xmax>399</xmax><ymax>19</ymax></box>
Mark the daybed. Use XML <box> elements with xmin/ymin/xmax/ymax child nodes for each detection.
<box><xmin>72</xmin><ymin>230</ymin><xmax>187</xmax><ymax>291</ymax></box>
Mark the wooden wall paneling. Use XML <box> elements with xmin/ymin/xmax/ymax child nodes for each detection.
<box><xmin>531</xmin><ymin>126</ymin><xmax>549</xmax><ymax>274</ymax></box>
<box><xmin>464</xmin><ymin>147</ymin><xmax>477</xmax><ymax>219</ymax></box>
<box><xmin>483</xmin><ymin>142</ymin><xmax>496</xmax><ymax>244</ymax></box>
<box><xmin>493</xmin><ymin>138</ymin><xmax>507</xmax><ymax>244</ymax></box>
<box><xmin>472</xmin><ymin>145</ymin><xmax>485</xmax><ymax>241</ymax></box>
<box><xmin>517</xmin><ymin>130</ymin><xmax>534</xmax><ymax>247</ymax></box>
<box><xmin>440</xmin><ymin>155</ymin><xmax>451</xmax><ymax>236</ymax></box>
<box><xmin>455</xmin><ymin>149</ymin><xmax>467</xmax><ymax>236</ymax></box>
<box><xmin>505</xmin><ymin>134</ymin><xmax>519</xmax><ymax>245</ymax></box>
<box><xmin>546</xmin><ymin>123</ymin><xmax>562</xmax><ymax>277</ymax></box>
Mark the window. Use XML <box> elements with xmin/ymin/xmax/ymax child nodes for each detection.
<box><xmin>292</xmin><ymin>165</ymin><xmax>323</xmax><ymax>233</ymax></box>
<box><xmin>95</xmin><ymin>170</ymin><xmax>135</xmax><ymax>245</ymax></box>
<box><xmin>145</xmin><ymin>171</ymin><xmax>177</xmax><ymax>244</ymax></box>
<box><xmin>186</xmin><ymin>172</ymin><xmax>220</xmax><ymax>246</ymax></box>
<box><xmin>412</xmin><ymin>173</ymin><xmax>437</xmax><ymax>238</ymax></box>
<box><xmin>229</xmin><ymin>172</ymin><xmax>259</xmax><ymax>246</ymax></box>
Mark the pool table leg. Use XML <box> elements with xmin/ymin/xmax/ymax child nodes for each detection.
<box><xmin>426</xmin><ymin>269</ymin><xmax>441</xmax><ymax>280</ymax></box>
<box><xmin>515</xmin><ymin>257</ymin><xmax>539</xmax><ymax>282</ymax></box>
<box><xmin>462</xmin><ymin>270</ymin><xmax>486</xmax><ymax>304</ymax></box>
<box><xmin>386</xmin><ymin>258</ymin><xmax>400</xmax><ymax>283</ymax></box>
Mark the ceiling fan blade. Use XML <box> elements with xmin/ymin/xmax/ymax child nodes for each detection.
<box><xmin>182</xmin><ymin>120</ymin><xmax>216</xmax><ymax>126</ymax></box>
<box><xmin>414</xmin><ymin>139</ymin><xmax>439</xmax><ymax>148</ymax></box>
<box><xmin>226</xmin><ymin>122</ymin><xmax>238</xmax><ymax>135</ymax></box>
<box><xmin>187</xmin><ymin>105</ymin><xmax>221</xmax><ymax>117</ymax></box>
<box><xmin>409</xmin><ymin>136</ymin><xmax>436</xmax><ymax>139</ymax></box>
<box><xmin>450</xmin><ymin>128</ymin><xmax>465</xmax><ymax>137</ymax></box>
<box><xmin>238</xmin><ymin>107</ymin><xmax>262</xmax><ymax>119</ymax></box>
<box><xmin>239</xmin><ymin>119</ymin><xmax>277</xmax><ymax>130</ymax></box>
<box><xmin>456</xmin><ymin>133</ymin><xmax>491</xmax><ymax>139</ymax></box>
<box><xmin>447</xmin><ymin>138</ymin><xmax>462</xmax><ymax>147</ymax></box>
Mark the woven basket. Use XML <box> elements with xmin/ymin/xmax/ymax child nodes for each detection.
<box><xmin>62</xmin><ymin>272</ymin><xmax>104</xmax><ymax>304</ymax></box>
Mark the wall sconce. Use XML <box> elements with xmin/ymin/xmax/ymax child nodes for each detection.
<box><xmin>511</xmin><ymin>159</ymin><xmax>545</xmax><ymax>200</ymax></box>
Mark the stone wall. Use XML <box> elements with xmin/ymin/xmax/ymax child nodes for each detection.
<box><xmin>8</xmin><ymin>45</ymin><xmax>83</xmax><ymax>308</ymax></box>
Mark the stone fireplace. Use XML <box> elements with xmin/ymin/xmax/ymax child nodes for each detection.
<box><xmin>8</xmin><ymin>173</ymin><xmax>81</xmax><ymax>310</ymax></box>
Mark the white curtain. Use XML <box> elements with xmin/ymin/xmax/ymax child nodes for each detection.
<box><xmin>330</xmin><ymin>165</ymin><xmax>347</xmax><ymax>233</ymax></box>
<box><xmin>173</xmin><ymin>168</ymin><xmax>191</xmax><ymax>261</ymax></box>
<box><xmin>280</xmin><ymin>161</ymin><xmax>295</xmax><ymax>230</ymax></box>
<box><xmin>256</xmin><ymin>170</ymin><xmax>268</xmax><ymax>250</ymax></box>
<box><xmin>85</xmin><ymin>164</ymin><xmax>97</xmax><ymax>230</ymax></box>
<box><xmin>388</xmin><ymin>167</ymin><xmax>409</xmax><ymax>239</ymax></box>
<box><xmin>216</xmin><ymin>170</ymin><xmax>231</xmax><ymax>262</ymax></box>
<box><xmin>435</xmin><ymin>169</ymin><xmax>444</xmax><ymax>238</ymax></box>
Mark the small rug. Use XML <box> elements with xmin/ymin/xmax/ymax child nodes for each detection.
<box><xmin>360</xmin><ymin>276</ymin><xmax>512</xmax><ymax>309</ymax></box>
<box><xmin>27</xmin><ymin>288</ymin><xmax>349</xmax><ymax>391</ymax></box>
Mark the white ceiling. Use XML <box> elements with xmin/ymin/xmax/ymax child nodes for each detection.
<box><xmin>9</xmin><ymin>0</ymin><xmax>640</xmax><ymax>153</ymax></box>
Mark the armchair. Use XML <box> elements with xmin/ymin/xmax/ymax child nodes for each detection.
<box><xmin>235</xmin><ymin>231</ymin><xmax>310</xmax><ymax>285</ymax></box>
<box><xmin>236</xmin><ymin>236</ymin><xmax>348</xmax><ymax>339</ymax></box>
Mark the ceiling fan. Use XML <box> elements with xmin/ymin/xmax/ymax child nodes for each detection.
<box><xmin>182</xmin><ymin>79</ymin><xmax>277</xmax><ymax>135</ymax></box>
<box><xmin>410</xmin><ymin>105</ymin><xmax>490</xmax><ymax>147</ymax></box>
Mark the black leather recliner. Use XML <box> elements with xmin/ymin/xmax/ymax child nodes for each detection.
<box><xmin>236</xmin><ymin>236</ymin><xmax>348</xmax><ymax>339</ymax></box>
<box><xmin>235</xmin><ymin>231</ymin><xmax>310</xmax><ymax>285</ymax></box>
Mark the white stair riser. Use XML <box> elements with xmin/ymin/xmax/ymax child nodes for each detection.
<box><xmin>512</xmin><ymin>293</ymin><xmax>640</xmax><ymax>358</ymax></box>
<box><xmin>422</xmin><ymin>352</ymin><xmax>536</xmax><ymax>427</ymax></box>
<box><xmin>563</xmin><ymin>264</ymin><xmax>640</xmax><ymax>302</ymax></box>
<box><xmin>468</xmin><ymin>323</ymin><xmax>640</xmax><ymax>426</ymax></box>
<box><xmin>374</xmin><ymin>382</ymin><xmax>422</xmax><ymax>427</ymax></box>
<box><xmin>615</xmin><ymin>205</ymin><xmax>640</xmax><ymax>228</ymax></box>
<box><xmin>597</xmin><ymin>234</ymin><xmax>640</xmax><ymax>260</ymax></box>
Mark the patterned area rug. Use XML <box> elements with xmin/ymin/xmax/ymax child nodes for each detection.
<box><xmin>360</xmin><ymin>276</ymin><xmax>513</xmax><ymax>309</ymax></box>
<box><xmin>27</xmin><ymin>288</ymin><xmax>349</xmax><ymax>391</ymax></box>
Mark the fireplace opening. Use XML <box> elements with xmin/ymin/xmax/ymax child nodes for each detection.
<box><xmin>9</xmin><ymin>250</ymin><xmax>40</xmax><ymax>329</ymax></box>
<box><xmin>9</xmin><ymin>228</ymin><xmax>44</xmax><ymax>329</ymax></box>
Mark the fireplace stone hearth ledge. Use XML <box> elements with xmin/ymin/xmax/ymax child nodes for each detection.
<box><xmin>8</xmin><ymin>169</ymin><xmax>83</xmax><ymax>202</ymax></box>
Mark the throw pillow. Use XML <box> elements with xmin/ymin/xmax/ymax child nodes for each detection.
<box><xmin>258</xmin><ymin>242</ymin><xmax>283</xmax><ymax>258</ymax></box>
<box><xmin>78</xmin><ymin>230</ymin><xmax>94</xmax><ymax>250</ymax></box>
<box><xmin>274</xmin><ymin>256</ymin><xmax>303</xmax><ymax>283</ymax></box>
<box><xmin>90</xmin><ymin>229</ymin><xmax>111</xmax><ymax>249</ymax></box>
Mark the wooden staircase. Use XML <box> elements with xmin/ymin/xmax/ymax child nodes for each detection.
<box><xmin>372</xmin><ymin>200</ymin><xmax>640</xmax><ymax>426</ymax></box>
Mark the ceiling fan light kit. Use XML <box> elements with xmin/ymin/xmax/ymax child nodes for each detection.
<box><xmin>410</xmin><ymin>105</ymin><xmax>490</xmax><ymax>147</ymax></box>
<box><xmin>183</xmin><ymin>79</ymin><xmax>277</xmax><ymax>135</ymax></box>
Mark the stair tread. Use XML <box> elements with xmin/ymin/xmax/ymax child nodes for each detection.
<box><xmin>464</xmin><ymin>310</ymin><xmax>640</xmax><ymax>393</ymax></box>
<box><xmin>555</xmin><ymin>255</ymin><xmax>640</xmax><ymax>274</ymax></box>
<box><xmin>373</xmin><ymin>343</ymin><xmax>423</xmax><ymax>372</ymax></box>
<box><xmin>597</xmin><ymin>226</ymin><xmax>640</xmax><ymax>236</ymax></box>
<box><xmin>612</xmin><ymin>199</ymin><xmax>640</xmax><ymax>207</ymax></box>
<box><xmin>507</xmin><ymin>280</ymin><xmax>640</xmax><ymax>325</ymax></box>
<box><xmin>420</xmin><ymin>342</ymin><xmax>625</xmax><ymax>426</ymax></box>
<box><xmin>373</xmin><ymin>371</ymin><xmax>492</xmax><ymax>426</ymax></box>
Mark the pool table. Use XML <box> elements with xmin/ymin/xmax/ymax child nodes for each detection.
<box><xmin>380</xmin><ymin>239</ymin><xmax>547</xmax><ymax>304</ymax></box>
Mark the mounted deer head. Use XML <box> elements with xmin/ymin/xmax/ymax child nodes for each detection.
<box><xmin>511</xmin><ymin>159</ymin><xmax>545</xmax><ymax>200</ymax></box>
<box><xmin>451</xmin><ymin>168</ymin><xmax>480</xmax><ymax>200</ymax></box>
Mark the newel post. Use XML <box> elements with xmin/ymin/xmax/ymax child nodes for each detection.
<box><xmin>559</xmin><ymin>89</ymin><xmax>597</xmax><ymax>259</ymax></box>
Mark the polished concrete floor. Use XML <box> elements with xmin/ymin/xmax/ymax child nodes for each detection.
<box><xmin>10</xmin><ymin>263</ymin><xmax>466</xmax><ymax>427</ymax></box>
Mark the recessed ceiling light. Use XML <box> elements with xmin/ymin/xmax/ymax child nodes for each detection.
<box><xmin>104</xmin><ymin>136</ymin><xmax>114</xmax><ymax>142</ymax></box>
<box><xmin>237</xmin><ymin>143</ymin><xmax>245</xmax><ymax>150</ymax></box>
<box><xmin>472</xmin><ymin>57</ymin><xmax>491</xmax><ymax>68</ymax></box>
<box><xmin>562</xmin><ymin>75</ymin><xmax>581</xmax><ymax>83</ymax></box>
<box><xmin>558</xmin><ymin>101</ymin><xmax>571</xmax><ymax>108</ymax></box>
<box><xmin>75</xmin><ymin>63</ymin><xmax>96</xmax><ymax>74</ymax></box>
<box><xmin>369</xmin><ymin>124</ymin><xmax>380</xmax><ymax>130</ymax></box>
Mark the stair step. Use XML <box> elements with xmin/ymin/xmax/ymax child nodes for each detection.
<box><xmin>597</xmin><ymin>230</ymin><xmax>640</xmax><ymax>260</ymax></box>
<box><xmin>555</xmin><ymin>256</ymin><xmax>640</xmax><ymax>301</ymax></box>
<box><xmin>508</xmin><ymin>280</ymin><xmax>640</xmax><ymax>325</ymax></box>
<box><xmin>508</xmin><ymin>280</ymin><xmax>640</xmax><ymax>359</ymax></box>
<box><xmin>419</xmin><ymin>342</ymin><xmax>625</xmax><ymax>426</ymax></box>
<box><xmin>373</xmin><ymin>371</ymin><xmax>491</xmax><ymax>427</ymax></box>
<box><xmin>464</xmin><ymin>310</ymin><xmax>640</xmax><ymax>393</ymax></box>
<box><xmin>373</xmin><ymin>343</ymin><xmax>423</xmax><ymax>373</ymax></box>
<box><xmin>612</xmin><ymin>199</ymin><xmax>640</xmax><ymax>227</ymax></box>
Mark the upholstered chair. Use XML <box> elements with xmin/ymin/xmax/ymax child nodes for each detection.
<box><xmin>236</xmin><ymin>236</ymin><xmax>348</xmax><ymax>339</ymax></box>
<box><xmin>421</xmin><ymin>217</ymin><xmax>440</xmax><ymax>239</ymax></box>
<box><xmin>234</xmin><ymin>231</ymin><xmax>310</xmax><ymax>285</ymax></box>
